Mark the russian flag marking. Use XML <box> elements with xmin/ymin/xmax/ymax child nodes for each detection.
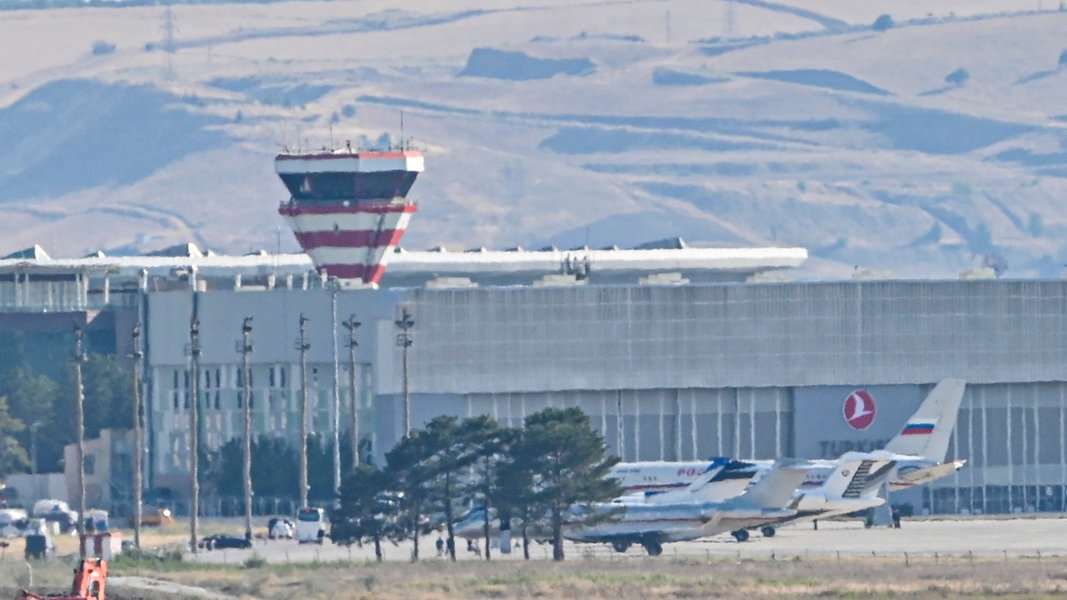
<box><xmin>900</xmin><ymin>422</ymin><xmax>935</xmax><ymax>435</ymax></box>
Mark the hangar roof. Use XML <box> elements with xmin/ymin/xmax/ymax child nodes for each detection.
<box><xmin>0</xmin><ymin>241</ymin><xmax>808</xmax><ymax>288</ymax></box>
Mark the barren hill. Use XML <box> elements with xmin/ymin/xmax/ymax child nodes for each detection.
<box><xmin>1</xmin><ymin>0</ymin><xmax>1066</xmax><ymax>278</ymax></box>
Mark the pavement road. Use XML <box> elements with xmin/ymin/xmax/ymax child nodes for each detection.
<box><xmin>182</xmin><ymin>515</ymin><xmax>1067</xmax><ymax>565</ymax></box>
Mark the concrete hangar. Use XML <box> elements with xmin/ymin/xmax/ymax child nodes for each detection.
<box><xmin>4</xmin><ymin>242</ymin><xmax>1067</xmax><ymax>518</ymax></box>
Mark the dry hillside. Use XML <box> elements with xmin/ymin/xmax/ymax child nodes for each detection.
<box><xmin>0</xmin><ymin>0</ymin><xmax>1065</xmax><ymax>278</ymax></box>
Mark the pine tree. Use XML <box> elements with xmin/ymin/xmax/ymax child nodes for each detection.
<box><xmin>515</xmin><ymin>407</ymin><xmax>621</xmax><ymax>561</ymax></box>
<box><xmin>334</xmin><ymin>463</ymin><xmax>400</xmax><ymax>561</ymax></box>
<box><xmin>0</xmin><ymin>396</ymin><xmax>28</xmax><ymax>477</ymax></box>
<box><xmin>460</xmin><ymin>416</ymin><xmax>517</xmax><ymax>560</ymax></box>
<box><xmin>384</xmin><ymin>426</ymin><xmax>439</xmax><ymax>561</ymax></box>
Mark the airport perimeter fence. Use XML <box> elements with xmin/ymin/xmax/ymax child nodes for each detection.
<box><xmin>108</xmin><ymin>495</ymin><xmax>335</xmax><ymax>520</ymax></box>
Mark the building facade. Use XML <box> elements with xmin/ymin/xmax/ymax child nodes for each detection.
<box><xmin>141</xmin><ymin>279</ymin><xmax>1067</xmax><ymax>516</ymax></box>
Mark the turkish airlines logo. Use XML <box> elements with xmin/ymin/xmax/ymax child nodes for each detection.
<box><xmin>843</xmin><ymin>390</ymin><xmax>876</xmax><ymax>430</ymax></box>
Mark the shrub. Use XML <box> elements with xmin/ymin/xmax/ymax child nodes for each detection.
<box><xmin>872</xmin><ymin>14</ymin><xmax>894</xmax><ymax>32</ymax></box>
<box><xmin>1059</xmin><ymin>48</ymin><xmax>1067</xmax><ymax>68</ymax></box>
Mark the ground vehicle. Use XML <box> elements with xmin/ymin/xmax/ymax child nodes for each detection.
<box><xmin>198</xmin><ymin>534</ymin><xmax>251</xmax><ymax>550</ymax></box>
<box><xmin>22</xmin><ymin>519</ymin><xmax>54</xmax><ymax>559</ymax></box>
<box><xmin>267</xmin><ymin>517</ymin><xmax>294</xmax><ymax>539</ymax></box>
<box><xmin>24</xmin><ymin>534</ymin><xmax>51</xmax><ymax>560</ymax></box>
<box><xmin>134</xmin><ymin>506</ymin><xmax>174</xmax><ymax>527</ymax></box>
<box><xmin>15</xmin><ymin>557</ymin><xmax>106</xmax><ymax>600</ymax></box>
<box><xmin>31</xmin><ymin>500</ymin><xmax>78</xmax><ymax>535</ymax></box>
<box><xmin>85</xmin><ymin>510</ymin><xmax>108</xmax><ymax>533</ymax></box>
<box><xmin>0</xmin><ymin>508</ymin><xmax>28</xmax><ymax>538</ymax></box>
<box><xmin>296</xmin><ymin>507</ymin><xmax>326</xmax><ymax>544</ymax></box>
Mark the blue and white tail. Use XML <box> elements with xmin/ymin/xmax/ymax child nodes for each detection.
<box><xmin>737</xmin><ymin>459</ymin><xmax>812</xmax><ymax>509</ymax></box>
<box><xmin>883</xmin><ymin>378</ymin><xmax>966</xmax><ymax>461</ymax></box>
<box><xmin>642</xmin><ymin>457</ymin><xmax>740</xmax><ymax>503</ymax></box>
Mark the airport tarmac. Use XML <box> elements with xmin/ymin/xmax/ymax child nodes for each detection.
<box><xmin>183</xmin><ymin>515</ymin><xmax>1067</xmax><ymax>565</ymax></box>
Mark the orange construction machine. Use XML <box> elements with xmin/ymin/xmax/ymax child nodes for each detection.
<box><xmin>15</xmin><ymin>558</ymin><xmax>107</xmax><ymax>600</ymax></box>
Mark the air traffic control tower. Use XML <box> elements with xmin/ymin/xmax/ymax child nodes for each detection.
<box><xmin>276</xmin><ymin>142</ymin><xmax>424</xmax><ymax>286</ymax></box>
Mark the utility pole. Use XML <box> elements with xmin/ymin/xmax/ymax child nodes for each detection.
<box><xmin>131</xmin><ymin>324</ymin><xmax>144</xmax><ymax>550</ymax></box>
<box><xmin>239</xmin><ymin>317</ymin><xmax>254</xmax><ymax>541</ymax></box>
<box><xmin>29</xmin><ymin>422</ymin><xmax>42</xmax><ymax>476</ymax></box>
<box><xmin>342</xmin><ymin>315</ymin><xmax>360</xmax><ymax>467</ymax></box>
<box><xmin>72</xmin><ymin>325</ymin><xmax>86</xmax><ymax>541</ymax></box>
<box><xmin>188</xmin><ymin>317</ymin><xmax>201</xmax><ymax>554</ymax></box>
<box><xmin>297</xmin><ymin>313</ymin><xmax>310</xmax><ymax>508</ymax></box>
<box><xmin>394</xmin><ymin>306</ymin><xmax>414</xmax><ymax>438</ymax></box>
<box><xmin>330</xmin><ymin>283</ymin><xmax>341</xmax><ymax>498</ymax></box>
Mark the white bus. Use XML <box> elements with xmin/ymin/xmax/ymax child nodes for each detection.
<box><xmin>295</xmin><ymin>507</ymin><xmax>326</xmax><ymax>544</ymax></box>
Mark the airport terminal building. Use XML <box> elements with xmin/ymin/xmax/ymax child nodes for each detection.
<box><xmin>3</xmin><ymin>245</ymin><xmax>1067</xmax><ymax>517</ymax></box>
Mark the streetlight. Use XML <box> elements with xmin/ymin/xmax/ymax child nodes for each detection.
<box><xmin>130</xmin><ymin>324</ymin><xmax>144</xmax><ymax>550</ymax></box>
<box><xmin>71</xmin><ymin>324</ymin><xmax>86</xmax><ymax>540</ymax></box>
<box><xmin>296</xmin><ymin>313</ymin><xmax>310</xmax><ymax>508</ymax></box>
<box><xmin>238</xmin><ymin>317</ymin><xmax>253</xmax><ymax>541</ymax></box>
<box><xmin>187</xmin><ymin>317</ymin><xmax>201</xmax><ymax>554</ymax></box>
<box><xmin>394</xmin><ymin>306</ymin><xmax>414</xmax><ymax>438</ymax></box>
<box><xmin>342</xmin><ymin>315</ymin><xmax>361</xmax><ymax>467</ymax></box>
<box><xmin>329</xmin><ymin>281</ymin><xmax>341</xmax><ymax>498</ymax></box>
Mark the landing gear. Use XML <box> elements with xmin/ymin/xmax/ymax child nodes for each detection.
<box><xmin>611</xmin><ymin>540</ymin><xmax>630</xmax><ymax>553</ymax></box>
<box><xmin>641</xmin><ymin>541</ymin><xmax>663</xmax><ymax>556</ymax></box>
<box><xmin>731</xmin><ymin>529</ymin><xmax>750</xmax><ymax>542</ymax></box>
<box><xmin>760</xmin><ymin>526</ymin><xmax>776</xmax><ymax>538</ymax></box>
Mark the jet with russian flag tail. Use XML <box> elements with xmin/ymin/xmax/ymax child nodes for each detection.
<box><xmin>608</xmin><ymin>450</ymin><xmax>904</xmax><ymax>542</ymax></box>
<box><xmin>608</xmin><ymin>378</ymin><xmax>967</xmax><ymax>500</ymax></box>
<box><xmin>726</xmin><ymin>375</ymin><xmax>967</xmax><ymax>539</ymax></box>
<box><xmin>563</xmin><ymin>458</ymin><xmax>814</xmax><ymax>555</ymax></box>
<box><xmin>880</xmin><ymin>378</ymin><xmax>967</xmax><ymax>491</ymax></box>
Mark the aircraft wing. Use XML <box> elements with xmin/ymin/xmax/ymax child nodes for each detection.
<box><xmin>889</xmin><ymin>459</ymin><xmax>967</xmax><ymax>491</ymax></box>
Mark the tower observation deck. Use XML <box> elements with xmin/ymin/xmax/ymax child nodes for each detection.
<box><xmin>276</xmin><ymin>142</ymin><xmax>424</xmax><ymax>285</ymax></box>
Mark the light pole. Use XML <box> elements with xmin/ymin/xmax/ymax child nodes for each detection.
<box><xmin>188</xmin><ymin>317</ymin><xmax>201</xmax><ymax>554</ymax></box>
<box><xmin>342</xmin><ymin>315</ymin><xmax>360</xmax><ymax>467</ymax></box>
<box><xmin>394</xmin><ymin>306</ymin><xmax>414</xmax><ymax>438</ymax></box>
<box><xmin>239</xmin><ymin>317</ymin><xmax>254</xmax><ymax>541</ymax></box>
<box><xmin>297</xmin><ymin>313</ymin><xmax>310</xmax><ymax>508</ymax></box>
<box><xmin>72</xmin><ymin>325</ymin><xmax>86</xmax><ymax>541</ymax></box>
<box><xmin>330</xmin><ymin>282</ymin><xmax>341</xmax><ymax>498</ymax></box>
<box><xmin>131</xmin><ymin>324</ymin><xmax>144</xmax><ymax>550</ymax></box>
<box><xmin>29</xmin><ymin>421</ymin><xmax>42</xmax><ymax>476</ymax></box>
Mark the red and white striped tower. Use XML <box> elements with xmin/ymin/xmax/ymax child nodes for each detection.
<box><xmin>276</xmin><ymin>142</ymin><xmax>424</xmax><ymax>286</ymax></box>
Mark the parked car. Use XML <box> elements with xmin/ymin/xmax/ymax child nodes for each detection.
<box><xmin>267</xmin><ymin>517</ymin><xmax>294</xmax><ymax>539</ymax></box>
<box><xmin>0</xmin><ymin>508</ymin><xmax>28</xmax><ymax>538</ymax></box>
<box><xmin>198</xmin><ymin>533</ymin><xmax>251</xmax><ymax>550</ymax></box>
<box><xmin>31</xmin><ymin>499</ymin><xmax>77</xmax><ymax>535</ymax></box>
